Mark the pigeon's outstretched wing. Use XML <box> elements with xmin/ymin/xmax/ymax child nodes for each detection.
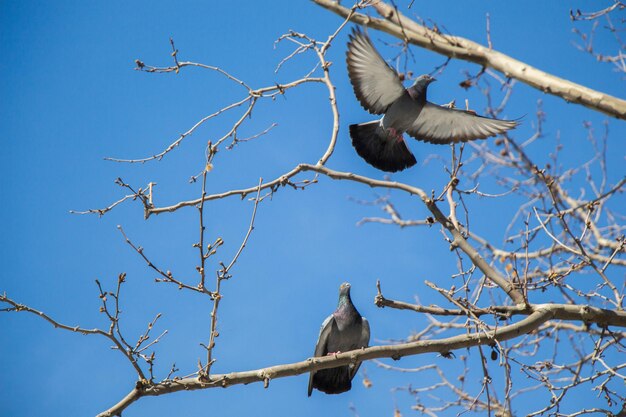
<box><xmin>308</xmin><ymin>315</ymin><xmax>335</xmax><ymax>396</ymax></box>
<box><xmin>346</xmin><ymin>28</ymin><xmax>405</xmax><ymax>115</ymax></box>
<box><xmin>408</xmin><ymin>102</ymin><xmax>518</xmax><ymax>144</ymax></box>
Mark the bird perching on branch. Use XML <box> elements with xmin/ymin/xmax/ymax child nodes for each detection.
<box><xmin>308</xmin><ymin>282</ymin><xmax>370</xmax><ymax>396</ymax></box>
<box><xmin>346</xmin><ymin>27</ymin><xmax>518</xmax><ymax>172</ymax></box>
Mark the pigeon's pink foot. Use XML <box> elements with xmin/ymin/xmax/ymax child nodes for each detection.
<box><xmin>387</xmin><ymin>127</ymin><xmax>404</xmax><ymax>142</ymax></box>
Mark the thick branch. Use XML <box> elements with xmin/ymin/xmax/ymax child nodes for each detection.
<box><xmin>97</xmin><ymin>303</ymin><xmax>626</xmax><ymax>417</ymax></box>
<box><xmin>375</xmin><ymin>295</ymin><xmax>626</xmax><ymax>328</ymax></box>
<box><xmin>312</xmin><ymin>0</ymin><xmax>626</xmax><ymax>120</ymax></box>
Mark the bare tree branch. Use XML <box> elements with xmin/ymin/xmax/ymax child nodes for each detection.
<box><xmin>312</xmin><ymin>0</ymin><xmax>626</xmax><ymax>119</ymax></box>
<box><xmin>95</xmin><ymin>304</ymin><xmax>625</xmax><ymax>417</ymax></box>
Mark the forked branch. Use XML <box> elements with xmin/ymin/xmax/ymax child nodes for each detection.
<box><xmin>95</xmin><ymin>303</ymin><xmax>625</xmax><ymax>416</ymax></box>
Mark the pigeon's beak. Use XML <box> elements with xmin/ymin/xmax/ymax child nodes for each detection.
<box><xmin>340</xmin><ymin>282</ymin><xmax>351</xmax><ymax>291</ymax></box>
<box><xmin>430</xmin><ymin>77</ymin><xmax>437</xmax><ymax>83</ymax></box>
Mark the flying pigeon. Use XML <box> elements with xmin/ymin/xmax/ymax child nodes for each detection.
<box><xmin>346</xmin><ymin>27</ymin><xmax>518</xmax><ymax>172</ymax></box>
<box><xmin>308</xmin><ymin>282</ymin><xmax>370</xmax><ymax>396</ymax></box>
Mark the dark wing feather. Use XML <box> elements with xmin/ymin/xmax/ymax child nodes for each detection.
<box><xmin>407</xmin><ymin>102</ymin><xmax>518</xmax><ymax>144</ymax></box>
<box><xmin>346</xmin><ymin>28</ymin><xmax>405</xmax><ymax>115</ymax></box>
<box><xmin>308</xmin><ymin>315</ymin><xmax>335</xmax><ymax>396</ymax></box>
<box><xmin>349</xmin><ymin>318</ymin><xmax>371</xmax><ymax>379</ymax></box>
<box><xmin>349</xmin><ymin>121</ymin><xmax>417</xmax><ymax>172</ymax></box>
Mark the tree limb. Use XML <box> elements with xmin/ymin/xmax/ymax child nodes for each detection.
<box><xmin>312</xmin><ymin>0</ymin><xmax>626</xmax><ymax>120</ymax></box>
<box><xmin>96</xmin><ymin>303</ymin><xmax>625</xmax><ymax>417</ymax></box>
<box><xmin>375</xmin><ymin>292</ymin><xmax>626</xmax><ymax>328</ymax></box>
<box><xmin>298</xmin><ymin>164</ymin><xmax>527</xmax><ymax>305</ymax></box>
<box><xmin>149</xmin><ymin>163</ymin><xmax>526</xmax><ymax>304</ymax></box>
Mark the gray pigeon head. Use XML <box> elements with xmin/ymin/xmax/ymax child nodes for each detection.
<box><xmin>338</xmin><ymin>282</ymin><xmax>352</xmax><ymax>305</ymax></box>
<box><xmin>339</xmin><ymin>282</ymin><xmax>351</xmax><ymax>296</ymax></box>
<box><xmin>406</xmin><ymin>74</ymin><xmax>436</xmax><ymax>101</ymax></box>
<box><xmin>412</xmin><ymin>74</ymin><xmax>436</xmax><ymax>88</ymax></box>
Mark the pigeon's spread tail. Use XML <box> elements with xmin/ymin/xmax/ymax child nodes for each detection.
<box><xmin>349</xmin><ymin>121</ymin><xmax>417</xmax><ymax>172</ymax></box>
<box><xmin>309</xmin><ymin>365</ymin><xmax>352</xmax><ymax>396</ymax></box>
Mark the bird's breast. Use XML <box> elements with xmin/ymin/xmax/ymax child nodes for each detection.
<box><xmin>327</xmin><ymin>318</ymin><xmax>365</xmax><ymax>352</ymax></box>
<box><xmin>381</xmin><ymin>93</ymin><xmax>422</xmax><ymax>132</ymax></box>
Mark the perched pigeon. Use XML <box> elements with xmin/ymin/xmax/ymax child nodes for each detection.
<box><xmin>346</xmin><ymin>27</ymin><xmax>518</xmax><ymax>172</ymax></box>
<box><xmin>308</xmin><ymin>282</ymin><xmax>370</xmax><ymax>396</ymax></box>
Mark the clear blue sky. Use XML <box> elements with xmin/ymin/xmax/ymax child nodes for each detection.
<box><xmin>1</xmin><ymin>1</ymin><xmax>624</xmax><ymax>416</ymax></box>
